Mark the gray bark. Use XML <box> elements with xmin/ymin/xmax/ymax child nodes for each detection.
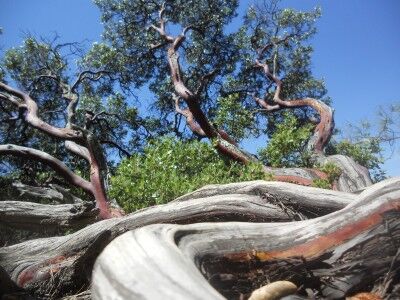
<box><xmin>322</xmin><ymin>154</ymin><xmax>373</xmax><ymax>192</ymax></box>
<box><xmin>0</xmin><ymin>201</ymin><xmax>97</xmax><ymax>231</ymax></box>
<box><xmin>0</xmin><ymin>181</ymin><xmax>353</xmax><ymax>298</ymax></box>
<box><xmin>92</xmin><ymin>177</ymin><xmax>400</xmax><ymax>300</ymax></box>
<box><xmin>0</xmin><ymin>182</ymin><xmax>84</xmax><ymax>204</ymax></box>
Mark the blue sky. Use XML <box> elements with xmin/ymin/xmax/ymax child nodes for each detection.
<box><xmin>0</xmin><ymin>0</ymin><xmax>399</xmax><ymax>176</ymax></box>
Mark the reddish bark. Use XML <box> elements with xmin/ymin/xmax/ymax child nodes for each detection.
<box><xmin>0</xmin><ymin>145</ymin><xmax>92</xmax><ymax>194</ymax></box>
<box><xmin>150</xmin><ymin>9</ymin><xmax>339</xmax><ymax>187</ymax></box>
<box><xmin>226</xmin><ymin>200</ymin><xmax>400</xmax><ymax>262</ymax></box>
<box><xmin>272</xmin><ymin>175</ymin><xmax>314</xmax><ymax>186</ymax></box>
<box><xmin>0</xmin><ymin>81</ymin><xmax>120</xmax><ymax>219</ymax></box>
<box><xmin>255</xmin><ymin>60</ymin><xmax>334</xmax><ymax>153</ymax></box>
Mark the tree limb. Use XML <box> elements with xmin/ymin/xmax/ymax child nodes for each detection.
<box><xmin>0</xmin><ymin>144</ymin><xmax>93</xmax><ymax>195</ymax></box>
<box><xmin>0</xmin><ymin>180</ymin><xmax>357</xmax><ymax>297</ymax></box>
<box><xmin>92</xmin><ymin>177</ymin><xmax>400</xmax><ymax>299</ymax></box>
<box><xmin>255</xmin><ymin>59</ymin><xmax>334</xmax><ymax>153</ymax></box>
<box><xmin>101</xmin><ymin>140</ymin><xmax>131</xmax><ymax>157</ymax></box>
<box><xmin>0</xmin><ymin>82</ymin><xmax>84</xmax><ymax>142</ymax></box>
<box><xmin>0</xmin><ymin>201</ymin><xmax>98</xmax><ymax>231</ymax></box>
<box><xmin>71</xmin><ymin>70</ymin><xmax>111</xmax><ymax>92</ymax></box>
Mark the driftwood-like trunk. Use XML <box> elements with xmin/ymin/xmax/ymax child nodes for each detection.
<box><xmin>92</xmin><ymin>178</ymin><xmax>400</xmax><ymax>300</ymax></box>
<box><xmin>0</xmin><ymin>183</ymin><xmax>97</xmax><ymax>246</ymax></box>
<box><xmin>0</xmin><ymin>201</ymin><xmax>97</xmax><ymax>232</ymax></box>
<box><xmin>1</xmin><ymin>179</ymin><xmax>399</xmax><ymax>299</ymax></box>
<box><xmin>1</xmin><ymin>181</ymin><xmax>354</xmax><ymax>298</ymax></box>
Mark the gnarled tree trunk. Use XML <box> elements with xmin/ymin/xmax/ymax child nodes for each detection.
<box><xmin>92</xmin><ymin>177</ymin><xmax>400</xmax><ymax>299</ymax></box>
<box><xmin>1</xmin><ymin>178</ymin><xmax>399</xmax><ymax>299</ymax></box>
<box><xmin>149</xmin><ymin>8</ymin><xmax>373</xmax><ymax>194</ymax></box>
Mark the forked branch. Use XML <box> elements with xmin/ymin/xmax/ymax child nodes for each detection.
<box><xmin>0</xmin><ymin>80</ymin><xmax>120</xmax><ymax>219</ymax></box>
<box><xmin>0</xmin><ymin>82</ymin><xmax>84</xmax><ymax>142</ymax></box>
<box><xmin>150</xmin><ymin>6</ymin><xmax>251</xmax><ymax>162</ymax></box>
<box><xmin>254</xmin><ymin>57</ymin><xmax>334</xmax><ymax>153</ymax></box>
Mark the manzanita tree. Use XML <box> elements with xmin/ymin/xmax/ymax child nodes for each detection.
<box><xmin>1</xmin><ymin>1</ymin><xmax>399</xmax><ymax>299</ymax></box>
<box><xmin>93</xmin><ymin>0</ymin><xmax>371</xmax><ymax>191</ymax></box>
<box><xmin>0</xmin><ymin>38</ymin><xmax>144</xmax><ymax>218</ymax></box>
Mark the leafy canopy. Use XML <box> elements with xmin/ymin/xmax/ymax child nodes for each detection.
<box><xmin>258</xmin><ymin>112</ymin><xmax>313</xmax><ymax>167</ymax></box>
<box><xmin>110</xmin><ymin>138</ymin><xmax>267</xmax><ymax>212</ymax></box>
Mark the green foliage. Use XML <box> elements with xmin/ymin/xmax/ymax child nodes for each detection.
<box><xmin>311</xmin><ymin>178</ymin><xmax>331</xmax><ymax>189</ymax></box>
<box><xmin>334</xmin><ymin>140</ymin><xmax>382</xmax><ymax>169</ymax></box>
<box><xmin>258</xmin><ymin>113</ymin><xmax>313</xmax><ymax>167</ymax></box>
<box><xmin>327</xmin><ymin>139</ymin><xmax>385</xmax><ymax>182</ymax></box>
<box><xmin>93</xmin><ymin>0</ymin><xmax>328</xmax><ymax>142</ymax></box>
<box><xmin>317</xmin><ymin>162</ymin><xmax>342</xmax><ymax>183</ymax></box>
<box><xmin>214</xmin><ymin>93</ymin><xmax>256</xmax><ymax>141</ymax></box>
<box><xmin>312</xmin><ymin>162</ymin><xmax>341</xmax><ymax>190</ymax></box>
<box><xmin>110</xmin><ymin>138</ymin><xmax>267</xmax><ymax>212</ymax></box>
<box><xmin>3</xmin><ymin>37</ymin><xmax>66</xmax><ymax>90</ymax></box>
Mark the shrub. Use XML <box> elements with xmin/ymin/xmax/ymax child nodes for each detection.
<box><xmin>110</xmin><ymin>138</ymin><xmax>267</xmax><ymax>212</ymax></box>
<box><xmin>311</xmin><ymin>178</ymin><xmax>331</xmax><ymax>189</ymax></box>
<box><xmin>317</xmin><ymin>162</ymin><xmax>342</xmax><ymax>183</ymax></box>
<box><xmin>258</xmin><ymin>112</ymin><xmax>313</xmax><ymax>167</ymax></box>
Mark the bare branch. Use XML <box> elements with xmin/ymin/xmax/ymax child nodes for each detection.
<box><xmin>254</xmin><ymin>58</ymin><xmax>334</xmax><ymax>153</ymax></box>
<box><xmin>0</xmin><ymin>82</ymin><xmax>84</xmax><ymax>142</ymax></box>
<box><xmin>0</xmin><ymin>92</ymin><xmax>23</xmax><ymax>107</ymax></box>
<box><xmin>0</xmin><ymin>144</ymin><xmax>93</xmax><ymax>194</ymax></box>
<box><xmin>257</xmin><ymin>34</ymin><xmax>294</xmax><ymax>60</ymax></box>
<box><xmin>65</xmin><ymin>140</ymin><xmax>91</xmax><ymax>162</ymax></box>
<box><xmin>195</xmin><ymin>69</ymin><xmax>218</xmax><ymax>96</ymax></box>
<box><xmin>150</xmin><ymin>41</ymin><xmax>168</xmax><ymax>50</ymax></box>
<box><xmin>252</xmin><ymin>93</ymin><xmax>281</xmax><ymax>112</ymax></box>
<box><xmin>28</xmin><ymin>74</ymin><xmax>59</xmax><ymax>92</ymax></box>
<box><xmin>150</xmin><ymin>5</ymin><xmax>255</xmax><ymax>163</ymax></box>
<box><xmin>173</xmin><ymin>94</ymin><xmax>206</xmax><ymax>137</ymax></box>
<box><xmin>149</xmin><ymin>3</ymin><xmax>174</xmax><ymax>42</ymax></box>
<box><xmin>101</xmin><ymin>140</ymin><xmax>131</xmax><ymax>157</ymax></box>
<box><xmin>71</xmin><ymin>70</ymin><xmax>111</xmax><ymax>92</ymax></box>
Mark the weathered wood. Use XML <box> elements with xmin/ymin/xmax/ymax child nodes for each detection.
<box><xmin>0</xmin><ymin>181</ymin><xmax>353</xmax><ymax>298</ymax></box>
<box><xmin>174</xmin><ymin>180</ymin><xmax>353</xmax><ymax>217</ymax></box>
<box><xmin>319</xmin><ymin>154</ymin><xmax>373</xmax><ymax>192</ymax></box>
<box><xmin>92</xmin><ymin>177</ymin><xmax>400</xmax><ymax>299</ymax></box>
<box><xmin>0</xmin><ymin>182</ymin><xmax>84</xmax><ymax>204</ymax></box>
<box><xmin>0</xmin><ymin>201</ymin><xmax>98</xmax><ymax>231</ymax></box>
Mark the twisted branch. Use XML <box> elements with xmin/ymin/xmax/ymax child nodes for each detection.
<box><xmin>0</xmin><ymin>144</ymin><xmax>93</xmax><ymax>194</ymax></box>
<box><xmin>254</xmin><ymin>58</ymin><xmax>334</xmax><ymax>153</ymax></box>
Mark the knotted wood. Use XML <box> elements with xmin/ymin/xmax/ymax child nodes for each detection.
<box><xmin>92</xmin><ymin>178</ymin><xmax>400</xmax><ymax>299</ymax></box>
<box><xmin>0</xmin><ymin>181</ymin><xmax>353</xmax><ymax>298</ymax></box>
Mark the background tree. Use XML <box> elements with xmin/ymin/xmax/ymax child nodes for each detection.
<box><xmin>93</xmin><ymin>0</ymin><xmax>371</xmax><ymax>192</ymax></box>
<box><xmin>0</xmin><ymin>37</ymin><xmax>146</xmax><ymax>218</ymax></box>
<box><xmin>328</xmin><ymin>102</ymin><xmax>400</xmax><ymax>182</ymax></box>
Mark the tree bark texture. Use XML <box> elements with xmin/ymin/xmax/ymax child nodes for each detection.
<box><xmin>0</xmin><ymin>182</ymin><xmax>84</xmax><ymax>204</ymax></box>
<box><xmin>1</xmin><ymin>180</ymin><xmax>355</xmax><ymax>298</ymax></box>
<box><xmin>92</xmin><ymin>177</ymin><xmax>400</xmax><ymax>300</ymax></box>
<box><xmin>0</xmin><ymin>201</ymin><xmax>97</xmax><ymax>232</ymax></box>
<box><xmin>1</xmin><ymin>179</ymin><xmax>399</xmax><ymax>299</ymax></box>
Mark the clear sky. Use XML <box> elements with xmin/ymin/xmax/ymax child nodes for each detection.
<box><xmin>0</xmin><ymin>0</ymin><xmax>399</xmax><ymax>176</ymax></box>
